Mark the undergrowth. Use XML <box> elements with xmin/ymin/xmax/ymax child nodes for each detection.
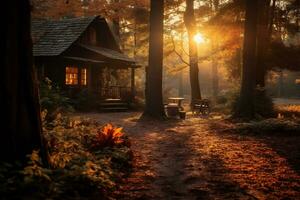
<box><xmin>40</xmin><ymin>78</ymin><xmax>74</xmax><ymax>120</ymax></box>
<box><xmin>0</xmin><ymin>115</ymin><xmax>132</xmax><ymax>200</ymax></box>
<box><xmin>231</xmin><ymin>87</ymin><xmax>275</xmax><ymax>119</ymax></box>
<box><xmin>235</xmin><ymin>118</ymin><xmax>300</xmax><ymax>135</ymax></box>
<box><xmin>276</xmin><ymin>105</ymin><xmax>300</xmax><ymax>118</ymax></box>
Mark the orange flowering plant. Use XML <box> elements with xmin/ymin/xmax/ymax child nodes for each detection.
<box><xmin>90</xmin><ymin>124</ymin><xmax>126</xmax><ymax>149</ymax></box>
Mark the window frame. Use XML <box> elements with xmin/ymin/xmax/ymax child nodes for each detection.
<box><xmin>65</xmin><ymin>66</ymin><xmax>88</xmax><ymax>87</ymax></box>
<box><xmin>65</xmin><ymin>66</ymin><xmax>79</xmax><ymax>86</ymax></box>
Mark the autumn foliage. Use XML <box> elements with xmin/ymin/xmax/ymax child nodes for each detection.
<box><xmin>0</xmin><ymin>116</ymin><xmax>133</xmax><ymax>199</ymax></box>
<box><xmin>90</xmin><ymin>124</ymin><xmax>125</xmax><ymax>149</ymax></box>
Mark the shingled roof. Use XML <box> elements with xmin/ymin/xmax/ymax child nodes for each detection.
<box><xmin>32</xmin><ymin>16</ymin><xmax>98</xmax><ymax>56</ymax></box>
<box><xmin>79</xmin><ymin>44</ymin><xmax>136</xmax><ymax>63</ymax></box>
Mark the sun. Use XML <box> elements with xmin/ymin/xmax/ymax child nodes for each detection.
<box><xmin>193</xmin><ymin>33</ymin><xmax>205</xmax><ymax>44</ymax></box>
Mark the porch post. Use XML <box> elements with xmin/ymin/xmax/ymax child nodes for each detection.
<box><xmin>130</xmin><ymin>67</ymin><xmax>135</xmax><ymax>101</ymax></box>
<box><xmin>87</xmin><ymin>65</ymin><xmax>93</xmax><ymax>94</ymax></box>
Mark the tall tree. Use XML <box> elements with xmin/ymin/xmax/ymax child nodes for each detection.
<box><xmin>184</xmin><ymin>0</ymin><xmax>202</xmax><ymax>102</ymax></box>
<box><xmin>256</xmin><ymin>0</ymin><xmax>273</xmax><ymax>87</ymax></box>
<box><xmin>1</xmin><ymin>0</ymin><xmax>48</xmax><ymax>164</ymax></box>
<box><xmin>211</xmin><ymin>0</ymin><xmax>220</xmax><ymax>98</ymax></box>
<box><xmin>31</xmin><ymin>0</ymin><xmax>84</xmax><ymax>19</ymax></box>
<box><xmin>143</xmin><ymin>0</ymin><xmax>165</xmax><ymax>118</ymax></box>
<box><xmin>234</xmin><ymin>0</ymin><xmax>259</xmax><ymax>119</ymax></box>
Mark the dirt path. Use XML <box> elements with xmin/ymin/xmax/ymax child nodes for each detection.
<box><xmin>73</xmin><ymin>112</ymin><xmax>300</xmax><ymax>200</ymax></box>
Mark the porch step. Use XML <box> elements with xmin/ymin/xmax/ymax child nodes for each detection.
<box><xmin>100</xmin><ymin>107</ymin><xmax>128</xmax><ymax>111</ymax></box>
<box><xmin>98</xmin><ymin>98</ymin><xmax>129</xmax><ymax>112</ymax></box>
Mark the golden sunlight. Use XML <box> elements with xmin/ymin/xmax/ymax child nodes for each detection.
<box><xmin>194</xmin><ymin>33</ymin><xmax>205</xmax><ymax>44</ymax></box>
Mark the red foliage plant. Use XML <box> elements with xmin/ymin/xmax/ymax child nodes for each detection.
<box><xmin>91</xmin><ymin>124</ymin><xmax>125</xmax><ymax>149</ymax></box>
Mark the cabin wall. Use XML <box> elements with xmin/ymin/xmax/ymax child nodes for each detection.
<box><xmin>34</xmin><ymin>58</ymin><xmax>65</xmax><ymax>87</ymax></box>
<box><xmin>32</xmin><ymin>17</ymin><xmax>137</xmax><ymax>108</ymax></box>
<box><xmin>77</xmin><ymin>20</ymin><xmax>120</xmax><ymax>51</ymax></box>
<box><xmin>34</xmin><ymin>57</ymin><xmax>94</xmax><ymax>91</ymax></box>
<box><xmin>45</xmin><ymin>61</ymin><xmax>65</xmax><ymax>87</ymax></box>
<box><xmin>35</xmin><ymin>57</ymin><xmax>135</xmax><ymax>104</ymax></box>
<box><xmin>90</xmin><ymin>66</ymin><xmax>102</xmax><ymax>94</ymax></box>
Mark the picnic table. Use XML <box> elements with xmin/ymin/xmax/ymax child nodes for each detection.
<box><xmin>165</xmin><ymin>97</ymin><xmax>186</xmax><ymax>119</ymax></box>
<box><xmin>168</xmin><ymin>97</ymin><xmax>185</xmax><ymax>110</ymax></box>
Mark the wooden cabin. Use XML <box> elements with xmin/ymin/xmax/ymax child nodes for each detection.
<box><xmin>32</xmin><ymin>16</ymin><xmax>139</xmax><ymax>110</ymax></box>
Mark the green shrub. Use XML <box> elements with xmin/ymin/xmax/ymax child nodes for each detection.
<box><xmin>0</xmin><ymin>116</ymin><xmax>133</xmax><ymax>199</ymax></box>
<box><xmin>72</xmin><ymin>88</ymin><xmax>98</xmax><ymax>111</ymax></box>
<box><xmin>40</xmin><ymin>78</ymin><xmax>73</xmax><ymax>120</ymax></box>
<box><xmin>215</xmin><ymin>96</ymin><xmax>228</xmax><ymax>105</ymax></box>
<box><xmin>253</xmin><ymin>87</ymin><xmax>275</xmax><ymax>118</ymax></box>
<box><xmin>212</xmin><ymin>88</ymin><xmax>240</xmax><ymax>114</ymax></box>
<box><xmin>236</xmin><ymin>118</ymin><xmax>300</xmax><ymax>134</ymax></box>
<box><xmin>231</xmin><ymin>87</ymin><xmax>275</xmax><ymax>119</ymax></box>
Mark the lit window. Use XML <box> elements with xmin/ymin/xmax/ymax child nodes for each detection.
<box><xmin>66</xmin><ymin>67</ymin><xmax>78</xmax><ymax>85</ymax></box>
<box><xmin>296</xmin><ymin>79</ymin><xmax>300</xmax><ymax>84</ymax></box>
<box><xmin>81</xmin><ymin>68</ymin><xmax>87</xmax><ymax>86</ymax></box>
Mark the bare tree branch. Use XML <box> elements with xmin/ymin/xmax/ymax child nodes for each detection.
<box><xmin>169</xmin><ymin>38</ymin><xmax>238</xmax><ymax>73</ymax></box>
<box><xmin>169</xmin><ymin>35</ymin><xmax>190</xmax><ymax>66</ymax></box>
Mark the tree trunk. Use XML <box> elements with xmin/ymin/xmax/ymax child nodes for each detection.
<box><xmin>234</xmin><ymin>0</ymin><xmax>259</xmax><ymax>119</ymax></box>
<box><xmin>178</xmin><ymin>71</ymin><xmax>184</xmax><ymax>97</ymax></box>
<box><xmin>211</xmin><ymin>0</ymin><xmax>219</xmax><ymax>98</ymax></box>
<box><xmin>143</xmin><ymin>0</ymin><xmax>165</xmax><ymax>118</ymax></box>
<box><xmin>256</xmin><ymin>0</ymin><xmax>271</xmax><ymax>87</ymax></box>
<box><xmin>212</xmin><ymin>56</ymin><xmax>219</xmax><ymax>98</ymax></box>
<box><xmin>0</xmin><ymin>0</ymin><xmax>48</xmax><ymax>164</ymax></box>
<box><xmin>184</xmin><ymin>0</ymin><xmax>202</xmax><ymax>103</ymax></box>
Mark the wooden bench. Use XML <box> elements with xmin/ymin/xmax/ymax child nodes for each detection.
<box><xmin>191</xmin><ymin>99</ymin><xmax>211</xmax><ymax>116</ymax></box>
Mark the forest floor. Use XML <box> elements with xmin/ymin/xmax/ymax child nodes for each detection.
<box><xmin>72</xmin><ymin>112</ymin><xmax>300</xmax><ymax>200</ymax></box>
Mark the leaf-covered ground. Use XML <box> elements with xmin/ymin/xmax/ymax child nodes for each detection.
<box><xmin>73</xmin><ymin>112</ymin><xmax>300</xmax><ymax>200</ymax></box>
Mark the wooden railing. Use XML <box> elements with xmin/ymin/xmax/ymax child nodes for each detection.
<box><xmin>100</xmin><ymin>86</ymin><xmax>131</xmax><ymax>100</ymax></box>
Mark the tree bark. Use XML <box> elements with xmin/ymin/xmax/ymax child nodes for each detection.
<box><xmin>1</xmin><ymin>0</ymin><xmax>48</xmax><ymax>164</ymax></box>
<box><xmin>234</xmin><ymin>0</ymin><xmax>259</xmax><ymax>119</ymax></box>
<box><xmin>211</xmin><ymin>0</ymin><xmax>219</xmax><ymax>98</ymax></box>
<box><xmin>211</xmin><ymin>55</ymin><xmax>219</xmax><ymax>98</ymax></box>
<box><xmin>178</xmin><ymin>71</ymin><xmax>184</xmax><ymax>97</ymax></box>
<box><xmin>256</xmin><ymin>0</ymin><xmax>272</xmax><ymax>87</ymax></box>
<box><xmin>143</xmin><ymin>0</ymin><xmax>165</xmax><ymax>118</ymax></box>
<box><xmin>184</xmin><ymin>0</ymin><xmax>202</xmax><ymax>103</ymax></box>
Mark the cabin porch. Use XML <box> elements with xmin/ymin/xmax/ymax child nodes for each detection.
<box><xmin>89</xmin><ymin>65</ymin><xmax>138</xmax><ymax>103</ymax></box>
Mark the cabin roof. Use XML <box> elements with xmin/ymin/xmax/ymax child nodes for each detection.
<box><xmin>31</xmin><ymin>16</ymin><xmax>116</xmax><ymax>56</ymax></box>
<box><xmin>63</xmin><ymin>56</ymin><xmax>106</xmax><ymax>64</ymax></box>
<box><xmin>79</xmin><ymin>44</ymin><xmax>136</xmax><ymax>63</ymax></box>
<box><xmin>31</xmin><ymin>16</ymin><xmax>140</xmax><ymax>67</ymax></box>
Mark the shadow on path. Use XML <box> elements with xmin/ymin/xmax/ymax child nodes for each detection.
<box><xmin>72</xmin><ymin>112</ymin><xmax>300</xmax><ymax>199</ymax></box>
<box><xmin>114</xmin><ymin>118</ymin><xmax>259</xmax><ymax>200</ymax></box>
